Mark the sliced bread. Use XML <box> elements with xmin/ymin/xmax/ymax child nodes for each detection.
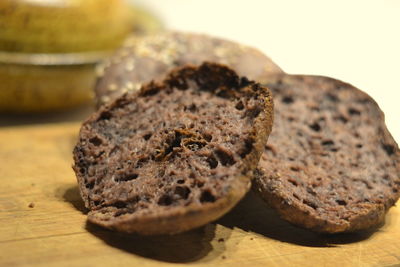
<box><xmin>73</xmin><ymin>63</ymin><xmax>273</xmax><ymax>235</ymax></box>
<box><xmin>254</xmin><ymin>74</ymin><xmax>400</xmax><ymax>233</ymax></box>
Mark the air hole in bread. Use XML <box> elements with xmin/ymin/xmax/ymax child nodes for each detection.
<box><xmin>359</xmin><ymin>180</ymin><xmax>373</xmax><ymax>190</ymax></box>
<box><xmin>245</xmin><ymin>106</ymin><xmax>262</xmax><ymax>118</ymax></box>
<box><xmin>335</xmin><ymin>115</ymin><xmax>348</xmax><ymax>123</ymax></box>
<box><xmin>202</xmin><ymin>133</ymin><xmax>212</xmax><ymax>142</ymax></box>
<box><xmin>200</xmin><ymin>190</ymin><xmax>216</xmax><ymax>203</ymax></box>
<box><xmin>290</xmin><ymin>166</ymin><xmax>300</xmax><ymax>172</ymax></box>
<box><xmin>89</xmin><ymin>137</ymin><xmax>102</xmax><ymax>146</ymax></box>
<box><xmin>235</xmin><ymin>101</ymin><xmax>244</xmax><ymax>110</ymax></box>
<box><xmin>143</xmin><ymin>133</ymin><xmax>152</xmax><ymax>140</ymax></box>
<box><xmin>215</xmin><ymin>147</ymin><xmax>235</xmax><ymax>166</ymax></box>
<box><xmin>79</xmin><ymin>167</ymin><xmax>86</xmax><ymax>174</ymax></box>
<box><xmin>309</xmin><ymin>122</ymin><xmax>321</xmax><ymax>132</ymax></box>
<box><xmin>196</xmin><ymin>181</ymin><xmax>205</xmax><ymax>188</ymax></box>
<box><xmin>97</xmin><ymin>111</ymin><xmax>112</xmax><ymax>121</ymax></box>
<box><xmin>207</xmin><ymin>155</ymin><xmax>218</xmax><ymax>169</ymax></box>
<box><xmin>382</xmin><ymin>144</ymin><xmax>395</xmax><ymax>156</ymax></box>
<box><xmin>86</xmin><ymin>181</ymin><xmax>95</xmax><ymax>189</ymax></box>
<box><xmin>158</xmin><ymin>194</ymin><xmax>173</xmax><ymax>206</ymax></box>
<box><xmin>184</xmin><ymin>140</ymin><xmax>206</xmax><ymax>151</ymax></box>
<box><xmin>325</xmin><ymin>93</ymin><xmax>339</xmax><ymax>102</ymax></box>
<box><xmin>238</xmin><ymin>138</ymin><xmax>254</xmax><ymax>158</ymax></box>
<box><xmin>336</xmin><ymin>199</ymin><xmax>347</xmax><ymax>206</ymax></box>
<box><xmin>282</xmin><ymin>96</ymin><xmax>294</xmax><ymax>104</ymax></box>
<box><xmin>303</xmin><ymin>199</ymin><xmax>317</xmax><ymax>210</ymax></box>
<box><xmin>115</xmin><ymin>173</ymin><xmax>139</xmax><ymax>182</ymax></box>
<box><xmin>348</xmin><ymin>108</ymin><xmax>361</xmax><ymax>116</ymax></box>
<box><xmin>174</xmin><ymin>186</ymin><xmax>191</xmax><ymax>199</ymax></box>
<box><xmin>306</xmin><ymin>187</ymin><xmax>317</xmax><ymax>196</ymax></box>
<box><xmin>321</xmin><ymin>140</ymin><xmax>334</xmax><ymax>146</ymax></box>
<box><xmin>185</xmin><ymin>103</ymin><xmax>197</xmax><ymax>112</ymax></box>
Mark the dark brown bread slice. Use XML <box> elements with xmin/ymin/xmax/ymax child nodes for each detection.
<box><xmin>254</xmin><ymin>74</ymin><xmax>400</xmax><ymax>233</ymax></box>
<box><xmin>73</xmin><ymin>63</ymin><xmax>273</xmax><ymax>235</ymax></box>
<box><xmin>94</xmin><ymin>31</ymin><xmax>283</xmax><ymax>106</ymax></box>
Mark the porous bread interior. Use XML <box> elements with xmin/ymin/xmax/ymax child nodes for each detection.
<box><xmin>74</xmin><ymin>63</ymin><xmax>270</xmax><ymax>222</ymax></box>
<box><xmin>256</xmin><ymin>75</ymin><xmax>400</xmax><ymax>231</ymax></box>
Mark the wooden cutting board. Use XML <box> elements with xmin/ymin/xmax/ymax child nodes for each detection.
<box><xmin>0</xmin><ymin>122</ymin><xmax>399</xmax><ymax>267</ymax></box>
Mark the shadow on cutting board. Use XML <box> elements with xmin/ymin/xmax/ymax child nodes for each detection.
<box><xmin>63</xmin><ymin>184</ymin><xmax>379</xmax><ymax>262</ymax></box>
<box><xmin>62</xmin><ymin>186</ymin><xmax>88</xmax><ymax>214</ymax></box>
<box><xmin>62</xmin><ymin>184</ymin><xmax>228</xmax><ymax>263</ymax></box>
<box><xmin>86</xmin><ymin>223</ymin><xmax>225</xmax><ymax>263</ymax></box>
<box><xmin>217</xmin><ymin>190</ymin><xmax>380</xmax><ymax>247</ymax></box>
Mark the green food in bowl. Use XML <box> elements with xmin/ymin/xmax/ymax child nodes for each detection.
<box><xmin>0</xmin><ymin>0</ymin><xmax>162</xmax><ymax>112</ymax></box>
<box><xmin>0</xmin><ymin>0</ymin><xmax>133</xmax><ymax>53</ymax></box>
<box><xmin>0</xmin><ymin>52</ymin><xmax>104</xmax><ymax>112</ymax></box>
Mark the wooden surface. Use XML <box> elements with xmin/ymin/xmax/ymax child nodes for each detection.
<box><xmin>0</xmin><ymin>121</ymin><xmax>399</xmax><ymax>267</ymax></box>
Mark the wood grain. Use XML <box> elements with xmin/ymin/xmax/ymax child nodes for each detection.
<box><xmin>0</xmin><ymin>122</ymin><xmax>399</xmax><ymax>267</ymax></box>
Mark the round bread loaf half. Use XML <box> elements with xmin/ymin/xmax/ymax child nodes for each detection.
<box><xmin>94</xmin><ymin>31</ymin><xmax>283</xmax><ymax>106</ymax></box>
<box><xmin>254</xmin><ymin>74</ymin><xmax>400</xmax><ymax>233</ymax></box>
<box><xmin>73</xmin><ymin>63</ymin><xmax>273</xmax><ymax>235</ymax></box>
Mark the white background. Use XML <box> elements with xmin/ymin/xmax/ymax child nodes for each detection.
<box><xmin>134</xmin><ymin>0</ymin><xmax>400</xmax><ymax>143</ymax></box>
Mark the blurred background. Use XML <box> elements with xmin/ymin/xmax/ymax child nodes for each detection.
<box><xmin>134</xmin><ymin>0</ymin><xmax>400</xmax><ymax>142</ymax></box>
<box><xmin>0</xmin><ymin>0</ymin><xmax>398</xmax><ymax>142</ymax></box>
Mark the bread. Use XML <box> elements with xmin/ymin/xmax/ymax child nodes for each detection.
<box><xmin>73</xmin><ymin>62</ymin><xmax>273</xmax><ymax>235</ymax></box>
<box><xmin>94</xmin><ymin>31</ymin><xmax>283</xmax><ymax>106</ymax></box>
<box><xmin>253</xmin><ymin>74</ymin><xmax>400</xmax><ymax>233</ymax></box>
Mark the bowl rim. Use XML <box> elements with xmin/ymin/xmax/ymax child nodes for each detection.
<box><xmin>0</xmin><ymin>51</ymin><xmax>112</xmax><ymax>66</ymax></box>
